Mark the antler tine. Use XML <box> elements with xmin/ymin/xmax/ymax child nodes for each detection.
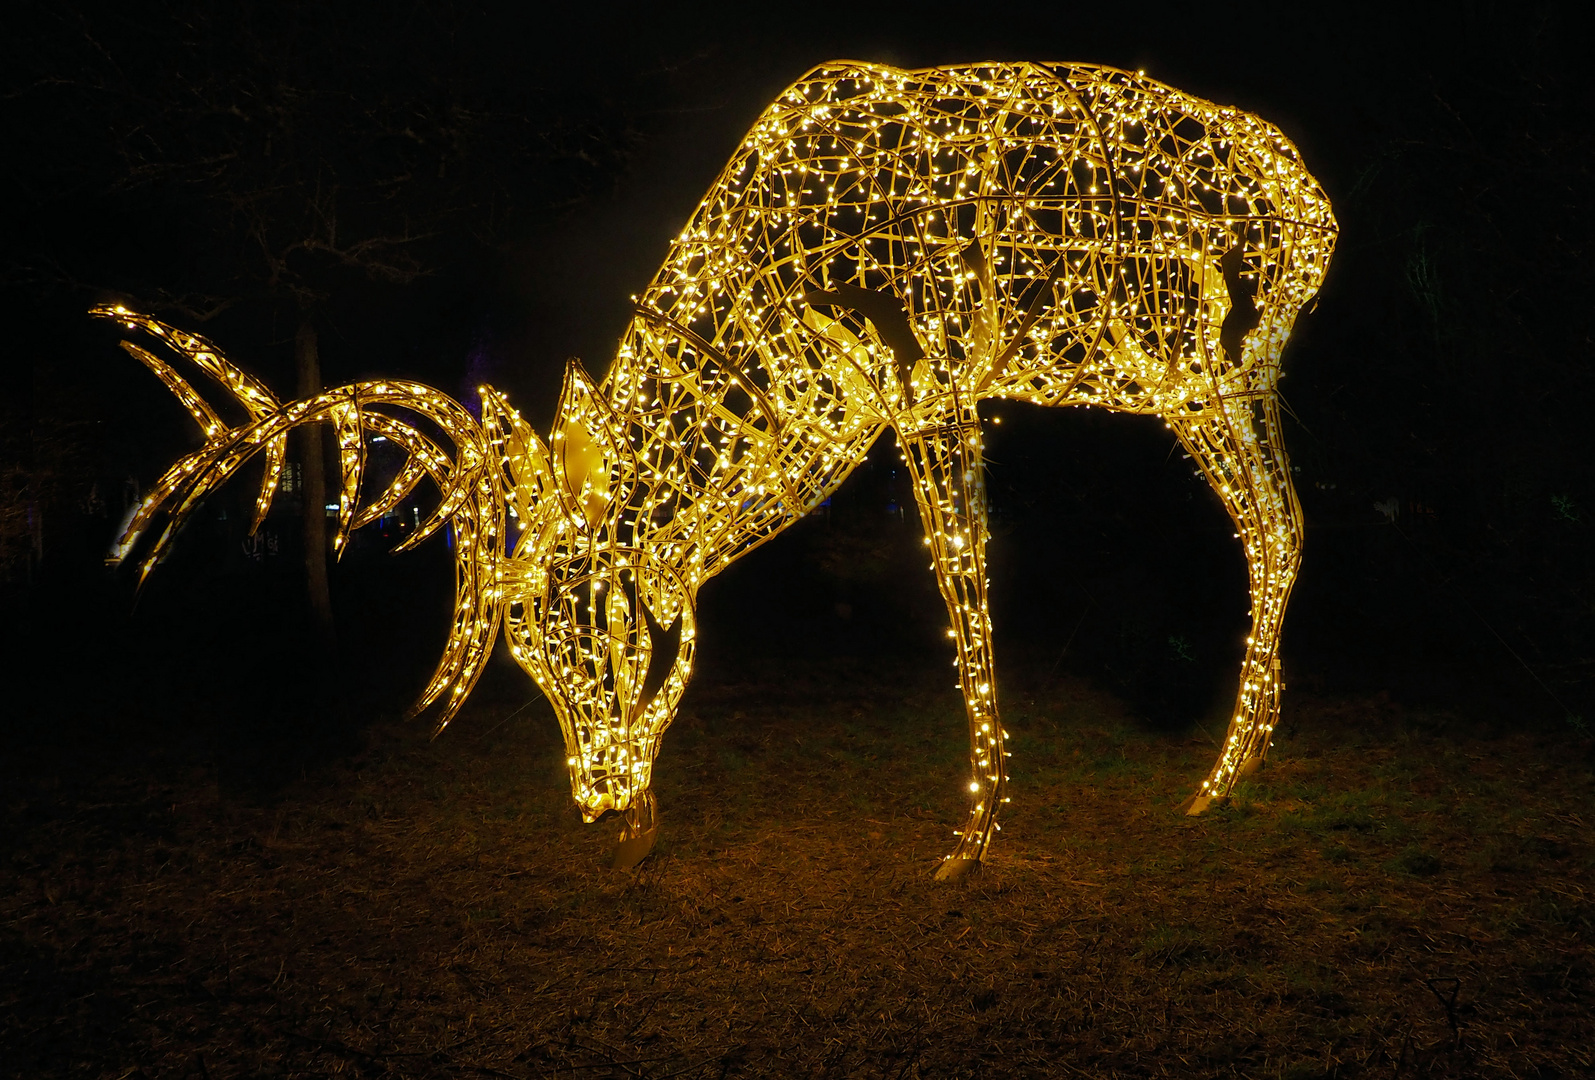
<box><xmin>131</xmin><ymin>459</ymin><xmax>232</xmax><ymax>587</ymax></box>
<box><xmin>312</xmin><ymin>379</ymin><xmax>491</xmax><ymax>557</ymax></box>
<box><xmin>328</xmin><ymin>390</ymin><xmax>367</xmax><ymax>560</ymax></box>
<box><xmin>348</xmin><ymin>426</ymin><xmax>445</xmax><ymax>532</ymax></box>
<box><xmin>250</xmin><ymin>435</ymin><xmax>288</xmax><ymax>537</ymax></box>
<box><xmin>91</xmin><ymin>305</ymin><xmax>279</xmax><ymax>420</ymax></box>
<box><xmin>151</xmin><ymin>426</ymin><xmax>291</xmax><ymax>563</ymax></box>
<box><xmin>392</xmin><ymin>431</ymin><xmax>486</xmax><ymax>554</ymax></box>
<box><xmin>118</xmin><ymin>424</ymin><xmax>281</xmax><ymax>579</ymax></box>
<box><xmin>332</xmin><ymin>386</ymin><xmax>495</xmax><ymax>558</ymax></box>
<box><xmin>406</xmin><ymin>496</ymin><xmax>503</xmax><ymax>731</ymax></box>
<box><xmin>110</xmin><ymin>447</ymin><xmax>210</xmax><ymax>567</ymax></box>
<box><xmin>346</xmin><ymin>409</ymin><xmax>462</xmax><ymax>531</ymax></box>
<box><xmin>119</xmin><ymin>342</ymin><xmax>226</xmax><ymax>440</ymax></box>
<box><xmin>96</xmin><ymin>305</ymin><xmax>290</xmax><ymax>556</ymax></box>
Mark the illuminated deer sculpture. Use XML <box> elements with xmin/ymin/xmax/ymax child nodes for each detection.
<box><xmin>100</xmin><ymin>61</ymin><xmax>1336</xmax><ymax>878</ymax></box>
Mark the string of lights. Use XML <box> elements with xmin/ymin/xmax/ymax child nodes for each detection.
<box><xmin>100</xmin><ymin>60</ymin><xmax>1335</xmax><ymax>875</ymax></box>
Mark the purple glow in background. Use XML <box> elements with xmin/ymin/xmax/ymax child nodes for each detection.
<box><xmin>460</xmin><ymin>323</ymin><xmax>496</xmax><ymax>420</ymax></box>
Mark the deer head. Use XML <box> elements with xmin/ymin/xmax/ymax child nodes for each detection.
<box><xmin>479</xmin><ymin>363</ymin><xmax>695</xmax><ymax>826</ymax></box>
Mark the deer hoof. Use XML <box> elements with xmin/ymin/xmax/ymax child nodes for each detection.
<box><xmin>934</xmin><ymin>856</ymin><xmax>981</xmax><ymax>882</ymax></box>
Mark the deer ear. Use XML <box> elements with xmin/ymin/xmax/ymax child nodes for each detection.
<box><xmin>478</xmin><ymin>385</ymin><xmax>554</xmax><ymax>540</ymax></box>
<box><xmin>551</xmin><ymin>360</ymin><xmax>637</xmax><ymax>533</ymax></box>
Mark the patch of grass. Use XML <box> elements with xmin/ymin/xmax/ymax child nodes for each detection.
<box><xmin>1296</xmin><ymin>801</ymin><xmax>1382</xmax><ymax>835</ymax></box>
<box><xmin>1388</xmin><ymin>845</ymin><xmax>1444</xmax><ymax>877</ymax></box>
<box><xmin>1524</xmin><ymin>890</ymin><xmax>1595</xmax><ymax>935</ymax></box>
<box><xmin>1136</xmin><ymin>922</ymin><xmax>1221</xmax><ymax>967</ymax></box>
<box><xmin>2</xmin><ymin>661</ymin><xmax>1593</xmax><ymax>1078</ymax></box>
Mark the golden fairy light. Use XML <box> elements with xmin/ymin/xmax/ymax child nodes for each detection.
<box><xmin>99</xmin><ymin>60</ymin><xmax>1335</xmax><ymax>877</ymax></box>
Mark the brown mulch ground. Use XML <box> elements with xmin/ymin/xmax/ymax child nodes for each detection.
<box><xmin>3</xmin><ymin>657</ymin><xmax>1592</xmax><ymax>1078</ymax></box>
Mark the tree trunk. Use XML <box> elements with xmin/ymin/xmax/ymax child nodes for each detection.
<box><xmin>295</xmin><ymin>318</ymin><xmax>336</xmax><ymax>651</ymax></box>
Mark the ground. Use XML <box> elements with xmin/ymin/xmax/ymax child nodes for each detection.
<box><xmin>3</xmin><ymin>657</ymin><xmax>1592</xmax><ymax>1078</ymax></box>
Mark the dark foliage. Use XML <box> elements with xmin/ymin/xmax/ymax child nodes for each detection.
<box><xmin>3</xmin><ymin>0</ymin><xmax>643</xmax><ymax>314</ymax></box>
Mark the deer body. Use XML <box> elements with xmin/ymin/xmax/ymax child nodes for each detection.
<box><xmin>102</xmin><ymin>60</ymin><xmax>1335</xmax><ymax>877</ymax></box>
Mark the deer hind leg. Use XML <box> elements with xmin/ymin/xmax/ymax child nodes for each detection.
<box><xmin>1171</xmin><ymin>394</ymin><xmax>1303</xmax><ymax>813</ymax></box>
<box><xmin>901</xmin><ymin>413</ymin><xmax>1010</xmax><ymax>880</ymax></box>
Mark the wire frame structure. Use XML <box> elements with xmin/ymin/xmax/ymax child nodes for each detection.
<box><xmin>100</xmin><ymin>60</ymin><xmax>1336</xmax><ymax>878</ymax></box>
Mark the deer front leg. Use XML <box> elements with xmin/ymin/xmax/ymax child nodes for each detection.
<box><xmin>1171</xmin><ymin>394</ymin><xmax>1303</xmax><ymax>812</ymax></box>
<box><xmin>901</xmin><ymin>413</ymin><xmax>1009</xmax><ymax>880</ymax></box>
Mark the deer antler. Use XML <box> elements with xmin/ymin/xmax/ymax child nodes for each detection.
<box><xmin>93</xmin><ymin>304</ymin><xmax>513</xmax><ymax>732</ymax></box>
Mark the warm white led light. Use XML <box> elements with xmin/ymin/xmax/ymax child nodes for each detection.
<box><xmin>98</xmin><ymin>59</ymin><xmax>1333</xmax><ymax>877</ymax></box>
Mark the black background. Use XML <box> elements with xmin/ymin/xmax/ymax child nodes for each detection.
<box><xmin>4</xmin><ymin>0</ymin><xmax>1591</xmax><ymax>785</ymax></box>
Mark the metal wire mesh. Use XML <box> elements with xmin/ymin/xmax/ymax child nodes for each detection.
<box><xmin>100</xmin><ymin>60</ymin><xmax>1336</xmax><ymax>874</ymax></box>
